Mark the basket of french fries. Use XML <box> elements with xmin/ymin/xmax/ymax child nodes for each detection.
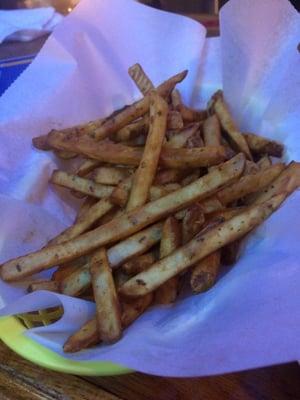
<box><xmin>0</xmin><ymin>0</ymin><xmax>299</xmax><ymax>377</ymax></box>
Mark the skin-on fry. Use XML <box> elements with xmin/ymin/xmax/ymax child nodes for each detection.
<box><xmin>216</xmin><ymin>163</ymin><xmax>285</xmax><ymax>205</ymax></box>
<box><xmin>155</xmin><ymin>216</ymin><xmax>181</xmax><ymax>304</ymax></box>
<box><xmin>90</xmin><ymin>248</ymin><xmax>122</xmax><ymax>343</ymax></box>
<box><xmin>128</xmin><ymin>63</ymin><xmax>154</xmax><ymax>95</ymax></box>
<box><xmin>190</xmin><ymin>251</ymin><xmax>221</xmax><ymax>293</ymax></box>
<box><xmin>203</xmin><ymin>114</ymin><xmax>221</xmax><ymax>146</ymax></box>
<box><xmin>50</xmin><ymin>170</ymin><xmax>114</xmax><ymax>199</ymax></box>
<box><xmin>114</xmin><ymin>116</ymin><xmax>148</xmax><ymax>142</ymax></box>
<box><xmin>181</xmin><ymin>170</ymin><xmax>201</xmax><ymax>186</ymax></box>
<box><xmin>166</xmin><ymin>123</ymin><xmax>201</xmax><ymax>149</ymax></box>
<box><xmin>123</xmin><ymin>133</ymin><xmax>147</xmax><ymax>147</ymax></box>
<box><xmin>52</xmin><ymin>256</ymin><xmax>87</xmax><ymax>282</ymax></box>
<box><xmin>76</xmin><ymin>159</ymin><xmax>102</xmax><ymax>177</ymax></box>
<box><xmin>119</xmin><ymin>193</ymin><xmax>287</xmax><ymax>297</ymax></box>
<box><xmin>75</xmin><ymin>197</ymin><xmax>97</xmax><ymax>222</ymax></box>
<box><xmin>127</xmin><ymin>93</ymin><xmax>168</xmax><ymax>211</ymax></box>
<box><xmin>92</xmin><ymin>166</ymin><xmax>132</xmax><ymax>185</ymax></box>
<box><xmin>63</xmin><ymin>318</ymin><xmax>99</xmax><ymax>353</ymax></box>
<box><xmin>0</xmin><ymin>154</ymin><xmax>245</xmax><ymax>281</ymax></box>
<box><xmin>211</xmin><ymin>91</ymin><xmax>252</xmax><ymax>160</ymax></box>
<box><xmin>27</xmin><ymin>280</ymin><xmax>59</xmax><ymax>293</ymax></box>
<box><xmin>257</xmin><ymin>155</ymin><xmax>272</xmax><ymax>170</ymax></box>
<box><xmin>32</xmin><ymin>135</ymin><xmax>52</xmax><ymax>151</ymax></box>
<box><xmin>244</xmin><ymin>132</ymin><xmax>284</xmax><ymax>158</ymax></box>
<box><xmin>122</xmin><ymin>252</ymin><xmax>156</xmax><ymax>275</ymax></box>
<box><xmin>92</xmin><ymin>70</ymin><xmax>187</xmax><ymax>140</ymax></box>
<box><xmin>182</xmin><ymin>203</ymin><xmax>205</xmax><ymax>243</ymax></box>
<box><xmin>176</xmin><ymin>104</ymin><xmax>207</xmax><ymax>123</ymax></box>
<box><xmin>149</xmin><ymin>184</ymin><xmax>180</xmax><ymax>202</ymax></box>
<box><xmin>60</xmin><ymin>223</ymin><xmax>162</xmax><ymax>296</ymax></box>
<box><xmin>121</xmin><ymin>293</ymin><xmax>153</xmax><ymax>328</ymax></box>
<box><xmin>110</xmin><ymin>176</ymin><xmax>133</xmax><ymax>207</ymax></box>
<box><xmin>48</xmin><ymin>199</ymin><xmax>114</xmax><ymax>246</ymax></box>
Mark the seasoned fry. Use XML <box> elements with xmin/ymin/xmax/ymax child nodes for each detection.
<box><xmin>127</xmin><ymin>93</ymin><xmax>168</xmax><ymax>211</ymax></box>
<box><xmin>90</xmin><ymin>248</ymin><xmax>122</xmax><ymax>342</ymax></box>
<box><xmin>244</xmin><ymin>132</ymin><xmax>284</xmax><ymax>158</ymax></box>
<box><xmin>154</xmin><ymin>168</ymin><xmax>187</xmax><ymax>185</ymax></box>
<box><xmin>122</xmin><ymin>252</ymin><xmax>156</xmax><ymax>275</ymax></box>
<box><xmin>76</xmin><ymin>159</ymin><xmax>102</xmax><ymax>177</ymax></box>
<box><xmin>32</xmin><ymin>135</ymin><xmax>52</xmax><ymax>151</ymax></box>
<box><xmin>171</xmin><ymin>89</ymin><xmax>182</xmax><ymax>109</ymax></box>
<box><xmin>257</xmin><ymin>155</ymin><xmax>272</xmax><ymax>170</ymax></box>
<box><xmin>198</xmin><ymin>196</ymin><xmax>224</xmax><ymax>214</ymax></box>
<box><xmin>75</xmin><ymin>197</ymin><xmax>97</xmax><ymax>222</ymax></box>
<box><xmin>186</xmin><ymin>130</ymin><xmax>204</xmax><ymax>148</ymax></box>
<box><xmin>28</xmin><ymin>280</ymin><xmax>59</xmax><ymax>293</ymax></box>
<box><xmin>92</xmin><ymin>70</ymin><xmax>187</xmax><ymax>140</ymax></box>
<box><xmin>128</xmin><ymin>63</ymin><xmax>154</xmax><ymax>95</ymax></box>
<box><xmin>63</xmin><ymin>318</ymin><xmax>99</xmax><ymax>353</ymax></box>
<box><xmin>60</xmin><ymin>261</ymin><xmax>92</xmax><ymax>296</ymax></box>
<box><xmin>0</xmin><ymin>154</ymin><xmax>245</xmax><ymax>281</ymax></box>
<box><xmin>50</xmin><ymin>170</ymin><xmax>114</xmax><ymax>199</ymax></box>
<box><xmin>167</xmin><ymin>111</ymin><xmax>184</xmax><ymax>130</ymax></box>
<box><xmin>92</xmin><ymin>166</ymin><xmax>132</xmax><ymax>185</ymax></box>
<box><xmin>110</xmin><ymin>176</ymin><xmax>133</xmax><ymax>207</ymax></box>
<box><xmin>216</xmin><ymin>163</ymin><xmax>285</xmax><ymax>205</ymax></box>
<box><xmin>114</xmin><ymin>116</ymin><xmax>148</xmax><ymax>142</ymax></box>
<box><xmin>243</xmin><ymin>160</ymin><xmax>260</xmax><ymax>175</ymax></box>
<box><xmin>190</xmin><ymin>251</ymin><xmax>221</xmax><ymax>293</ymax></box>
<box><xmin>119</xmin><ymin>193</ymin><xmax>287</xmax><ymax>297</ymax></box>
<box><xmin>212</xmin><ymin>91</ymin><xmax>252</xmax><ymax>160</ymax></box>
<box><xmin>181</xmin><ymin>170</ymin><xmax>201</xmax><ymax>186</ymax></box>
<box><xmin>176</xmin><ymin>104</ymin><xmax>207</xmax><ymax>123</ymax></box>
<box><xmin>52</xmin><ymin>257</ymin><xmax>86</xmax><ymax>282</ymax></box>
<box><xmin>49</xmin><ymin>199</ymin><xmax>114</xmax><ymax>245</ymax></box>
<box><xmin>123</xmin><ymin>133</ymin><xmax>147</xmax><ymax>147</ymax></box>
<box><xmin>182</xmin><ymin>203</ymin><xmax>205</xmax><ymax>243</ymax></box>
<box><xmin>166</xmin><ymin>123</ymin><xmax>201</xmax><ymax>149</ymax></box>
<box><xmin>203</xmin><ymin>115</ymin><xmax>221</xmax><ymax>146</ymax></box>
<box><xmin>155</xmin><ymin>216</ymin><xmax>181</xmax><ymax>304</ymax></box>
<box><xmin>54</xmin><ymin>150</ymin><xmax>77</xmax><ymax>159</ymax></box>
<box><xmin>121</xmin><ymin>293</ymin><xmax>153</xmax><ymax>328</ymax></box>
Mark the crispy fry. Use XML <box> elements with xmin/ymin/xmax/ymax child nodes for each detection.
<box><xmin>60</xmin><ymin>261</ymin><xmax>92</xmax><ymax>296</ymax></box>
<box><xmin>119</xmin><ymin>193</ymin><xmax>287</xmax><ymax>297</ymax></box>
<box><xmin>203</xmin><ymin>115</ymin><xmax>221</xmax><ymax>146</ymax></box>
<box><xmin>182</xmin><ymin>203</ymin><xmax>205</xmax><ymax>243</ymax></box>
<box><xmin>49</xmin><ymin>199</ymin><xmax>114</xmax><ymax>245</ymax></box>
<box><xmin>114</xmin><ymin>116</ymin><xmax>148</xmax><ymax>142</ymax></box>
<box><xmin>122</xmin><ymin>252</ymin><xmax>156</xmax><ymax>275</ymax></box>
<box><xmin>216</xmin><ymin>163</ymin><xmax>285</xmax><ymax>205</ymax></box>
<box><xmin>92</xmin><ymin>166</ymin><xmax>132</xmax><ymax>185</ymax></box>
<box><xmin>54</xmin><ymin>150</ymin><xmax>77</xmax><ymax>159</ymax></box>
<box><xmin>167</xmin><ymin>111</ymin><xmax>184</xmax><ymax>130</ymax></box>
<box><xmin>92</xmin><ymin>70</ymin><xmax>187</xmax><ymax>140</ymax></box>
<box><xmin>75</xmin><ymin>197</ymin><xmax>97</xmax><ymax>222</ymax></box>
<box><xmin>155</xmin><ymin>216</ymin><xmax>181</xmax><ymax>304</ymax></box>
<box><xmin>128</xmin><ymin>63</ymin><xmax>154</xmax><ymax>95</ymax></box>
<box><xmin>257</xmin><ymin>155</ymin><xmax>272</xmax><ymax>170</ymax></box>
<box><xmin>244</xmin><ymin>132</ymin><xmax>284</xmax><ymax>158</ymax></box>
<box><xmin>166</xmin><ymin>123</ymin><xmax>201</xmax><ymax>149</ymax></box>
<box><xmin>176</xmin><ymin>104</ymin><xmax>207</xmax><ymax>123</ymax></box>
<box><xmin>28</xmin><ymin>280</ymin><xmax>59</xmax><ymax>293</ymax></box>
<box><xmin>52</xmin><ymin>257</ymin><xmax>86</xmax><ymax>282</ymax></box>
<box><xmin>127</xmin><ymin>93</ymin><xmax>168</xmax><ymax>211</ymax></box>
<box><xmin>114</xmin><ymin>269</ymin><xmax>130</xmax><ymax>288</ymax></box>
<box><xmin>121</xmin><ymin>293</ymin><xmax>153</xmax><ymax>328</ymax></box>
<box><xmin>50</xmin><ymin>170</ymin><xmax>114</xmax><ymax>199</ymax></box>
<box><xmin>171</xmin><ymin>89</ymin><xmax>182</xmax><ymax>109</ymax></box>
<box><xmin>90</xmin><ymin>248</ymin><xmax>122</xmax><ymax>343</ymax></box>
<box><xmin>186</xmin><ymin>130</ymin><xmax>204</xmax><ymax>148</ymax></box>
<box><xmin>198</xmin><ymin>196</ymin><xmax>224</xmax><ymax>214</ymax></box>
<box><xmin>123</xmin><ymin>133</ymin><xmax>147</xmax><ymax>147</ymax></box>
<box><xmin>110</xmin><ymin>176</ymin><xmax>133</xmax><ymax>207</ymax></box>
<box><xmin>63</xmin><ymin>318</ymin><xmax>99</xmax><ymax>353</ymax></box>
<box><xmin>243</xmin><ymin>160</ymin><xmax>260</xmax><ymax>175</ymax></box>
<box><xmin>76</xmin><ymin>159</ymin><xmax>102</xmax><ymax>177</ymax></box>
<box><xmin>190</xmin><ymin>251</ymin><xmax>221</xmax><ymax>293</ymax></box>
<box><xmin>181</xmin><ymin>170</ymin><xmax>201</xmax><ymax>186</ymax></box>
<box><xmin>154</xmin><ymin>168</ymin><xmax>187</xmax><ymax>185</ymax></box>
<box><xmin>32</xmin><ymin>135</ymin><xmax>52</xmax><ymax>151</ymax></box>
<box><xmin>0</xmin><ymin>154</ymin><xmax>245</xmax><ymax>281</ymax></box>
<box><xmin>212</xmin><ymin>91</ymin><xmax>252</xmax><ymax>160</ymax></box>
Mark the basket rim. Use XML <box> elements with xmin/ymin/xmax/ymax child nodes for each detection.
<box><xmin>0</xmin><ymin>316</ymin><xmax>132</xmax><ymax>376</ymax></box>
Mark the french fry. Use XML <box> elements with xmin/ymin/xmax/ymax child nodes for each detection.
<box><xmin>186</xmin><ymin>130</ymin><xmax>204</xmax><ymax>148</ymax></box>
<box><xmin>27</xmin><ymin>280</ymin><xmax>59</xmax><ymax>293</ymax></box>
<box><xmin>54</xmin><ymin>150</ymin><xmax>77</xmax><ymax>159</ymax></box>
<box><xmin>0</xmin><ymin>154</ymin><xmax>245</xmax><ymax>281</ymax></box>
<box><xmin>63</xmin><ymin>318</ymin><xmax>99</xmax><ymax>353</ymax></box>
<box><xmin>203</xmin><ymin>115</ymin><xmax>221</xmax><ymax>146</ymax></box>
<box><xmin>211</xmin><ymin>91</ymin><xmax>252</xmax><ymax>160</ymax></box>
<box><xmin>127</xmin><ymin>93</ymin><xmax>168</xmax><ymax>211</ymax></box>
<box><xmin>50</xmin><ymin>170</ymin><xmax>114</xmax><ymax>199</ymax></box>
<box><xmin>243</xmin><ymin>160</ymin><xmax>260</xmax><ymax>175</ymax></box>
<box><xmin>60</xmin><ymin>223</ymin><xmax>163</xmax><ymax>296</ymax></box>
<box><xmin>181</xmin><ymin>170</ymin><xmax>201</xmax><ymax>186</ymax></box>
<box><xmin>123</xmin><ymin>133</ymin><xmax>147</xmax><ymax>147</ymax></box>
<box><xmin>92</xmin><ymin>166</ymin><xmax>132</xmax><ymax>185</ymax></box>
<box><xmin>154</xmin><ymin>168</ymin><xmax>187</xmax><ymax>185</ymax></box>
<box><xmin>114</xmin><ymin>269</ymin><xmax>130</xmax><ymax>288</ymax></box>
<box><xmin>76</xmin><ymin>159</ymin><xmax>102</xmax><ymax>177</ymax></box>
<box><xmin>149</xmin><ymin>184</ymin><xmax>181</xmax><ymax>202</ymax></box>
<box><xmin>75</xmin><ymin>197</ymin><xmax>97</xmax><ymax>222</ymax></box>
<box><xmin>155</xmin><ymin>216</ymin><xmax>181</xmax><ymax>304</ymax></box>
<box><xmin>216</xmin><ymin>163</ymin><xmax>285</xmax><ymax>206</ymax></box>
<box><xmin>166</xmin><ymin>123</ymin><xmax>201</xmax><ymax>149</ymax></box>
<box><xmin>171</xmin><ymin>89</ymin><xmax>182</xmax><ymax>109</ymax></box>
<box><xmin>190</xmin><ymin>251</ymin><xmax>221</xmax><ymax>293</ymax></box>
<box><xmin>52</xmin><ymin>257</ymin><xmax>86</xmax><ymax>282</ymax></box>
<box><xmin>122</xmin><ymin>252</ymin><xmax>156</xmax><ymax>275</ymax></box>
<box><xmin>90</xmin><ymin>248</ymin><xmax>122</xmax><ymax>342</ymax></box>
<box><xmin>110</xmin><ymin>176</ymin><xmax>133</xmax><ymax>207</ymax></box>
<box><xmin>182</xmin><ymin>203</ymin><xmax>205</xmax><ymax>243</ymax></box>
<box><xmin>198</xmin><ymin>196</ymin><xmax>224</xmax><ymax>214</ymax></box>
<box><xmin>167</xmin><ymin>111</ymin><xmax>184</xmax><ymax>130</ymax></box>
<box><xmin>114</xmin><ymin>116</ymin><xmax>148</xmax><ymax>142</ymax></box>
<box><xmin>92</xmin><ymin>70</ymin><xmax>187</xmax><ymax>140</ymax></box>
<box><xmin>176</xmin><ymin>104</ymin><xmax>207</xmax><ymax>123</ymax></box>
<box><xmin>121</xmin><ymin>293</ymin><xmax>153</xmax><ymax>328</ymax></box>
<box><xmin>257</xmin><ymin>155</ymin><xmax>272</xmax><ymax>170</ymax></box>
<box><xmin>32</xmin><ymin>135</ymin><xmax>52</xmax><ymax>151</ymax></box>
<box><xmin>244</xmin><ymin>132</ymin><xmax>284</xmax><ymax>158</ymax></box>
<box><xmin>119</xmin><ymin>193</ymin><xmax>287</xmax><ymax>297</ymax></box>
<box><xmin>128</xmin><ymin>63</ymin><xmax>154</xmax><ymax>95</ymax></box>
<box><xmin>49</xmin><ymin>199</ymin><xmax>114</xmax><ymax>245</ymax></box>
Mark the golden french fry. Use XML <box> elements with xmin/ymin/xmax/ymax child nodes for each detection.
<box><xmin>0</xmin><ymin>154</ymin><xmax>245</xmax><ymax>281</ymax></box>
<box><xmin>121</xmin><ymin>293</ymin><xmax>153</xmax><ymax>328</ymax></box>
<box><xmin>54</xmin><ymin>150</ymin><xmax>77</xmax><ymax>159</ymax></box>
<box><xmin>50</xmin><ymin>170</ymin><xmax>114</xmax><ymax>199</ymax></box>
<box><xmin>176</xmin><ymin>104</ymin><xmax>207</xmax><ymax>123</ymax></box>
<box><xmin>185</xmin><ymin>130</ymin><xmax>204</xmax><ymax>148</ymax></box>
<box><xmin>90</xmin><ymin>248</ymin><xmax>122</xmax><ymax>343</ymax></box>
<box><xmin>75</xmin><ymin>197</ymin><xmax>97</xmax><ymax>222</ymax></box>
<box><xmin>182</xmin><ymin>203</ymin><xmax>206</xmax><ymax>243</ymax></box>
<box><xmin>212</xmin><ymin>91</ymin><xmax>252</xmax><ymax>160</ymax></box>
<box><xmin>128</xmin><ymin>63</ymin><xmax>154</xmax><ymax>95</ymax></box>
<box><xmin>155</xmin><ymin>216</ymin><xmax>181</xmax><ymax>304</ymax></box>
<box><xmin>114</xmin><ymin>116</ymin><xmax>148</xmax><ymax>142</ymax></box>
<box><xmin>127</xmin><ymin>93</ymin><xmax>168</xmax><ymax>211</ymax></box>
<box><xmin>203</xmin><ymin>114</ymin><xmax>221</xmax><ymax>146</ymax></box>
<box><xmin>76</xmin><ymin>159</ymin><xmax>102</xmax><ymax>177</ymax></box>
<box><xmin>52</xmin><ymin>257</ymin><xmax>86</xmax><ymax>282</ymax></box>
<box><xmin>243</xmin><ymin>160</ymin><xmax>260</xmax><ymax>175</ymax></box>
<box><xmin>198</xmin><ymin>196</ymin><xmax>224</xmax><ymax>214</ymax></box>
<box><xmin>49</xmin><ymin>199</ymin><xmax>114</xmax><ymax>246</ymax></box>
<box><xmin>244</xmin><ymin>132</ymin><xmax>284</xmax><ymax>158</ymax></box>
<box><xmin>149</xmin><ymin>184</ymin><xmax>181</xmax><ymax>202</ymax></box>
<box><xmin>257</xmin><ymin>155</ymin><xmax>272</xmax><ymax>170</ymax></box>
<box><xmin>154</xmin><ymin>168</ymin><xmax>187</xmax><ymax>185</ymax></box>
<box><xmin>123</xmin><ymin>133</ymin><xmax>147</xmax><ymax>147</ymax></box>
<box><xmin>181</xmin><ymin>170</ymin><xmax>201</xmax><ymax>186</ymax></box>
<box><xmin>63</xmin><ymin>318</ymin><xmax>99</xmax><ymax>353</ymax></box>
<box><xmin>28</xmin><ymin>280</ymin><xmax>59</xmax><ymax>293</ymax></box>
<box><xmin>190</xmin><ymin>251</ymin><xmax>221</xmax><ymax>293</ymax></box>
<box><xmin>32</xmin><ymin>135</ymin><xmax>52</xmax><ymax>151</ymax></box>
<box><xmin>171</xmin><ymin>89</ymin><xmax>182</xmax><ymax>109</ymax></box>
<box><xmin>119</xmin><ymin>193</ymin><xmax>287</xmax><ymax>297</ymax></box>
<box><xmin>167</xmin><ymin>111</ymin><xmax>184</xmax><ymax>130</ymax></box>
<box><xmin>122</xmin><ymin>252</ymin><xmax>156</xmax><ymax>275</ymax></box>
<box><xmin>60</xmin><ymin>223</ymin><xmax>162</xmax><ymax>296</ymax></box>
<box><xmin>166</xmin><ymin>123</ymin><xmax>201</xmax><ymax>149</ymax></box>
<box><xmin>92</xmin><ymin>70</ymin><xmax>187</xmax><ymax>140</ymax></box>
<box><xmin>216</xmin><ymin>163</ymin><xmax>285</xmax><ymax>205</ymax></box>
<box><xmin>92</xmin><ymin>166</ymin><xmax>132</xmax><ymax>185</ymax></box>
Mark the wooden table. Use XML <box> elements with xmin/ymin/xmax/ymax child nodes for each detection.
<box><xmin>1</xmin><ymin>20</ymin><xmax>300</xmax><ymax>400</ymax></box>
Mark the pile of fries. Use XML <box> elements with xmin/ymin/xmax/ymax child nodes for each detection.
<box><xmin>1</xmin><ymin>64</ymin><xmax>299</xmax><ymax>353</ymax></box>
